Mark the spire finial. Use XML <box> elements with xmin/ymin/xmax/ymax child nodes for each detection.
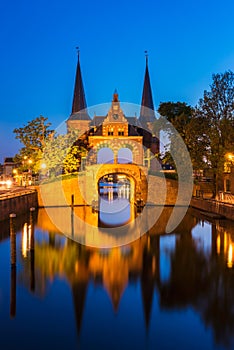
<box><xmin>144</xmin><ymin>50</ymin><xmax>148</xmax><ymax>65</ymax></box>
<box><xmin>113</xmin><ymin>88</ymin><xmax>119</xmax><ymax>102</ymax></box>
<box><xmin>76</xmin><ymin>46</ymin><xmax>80</xmax><ymax>61</ymax></box>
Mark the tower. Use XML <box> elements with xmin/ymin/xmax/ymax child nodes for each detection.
<box><xmin>139</xmin><ymin>52</ymin><xmax>156</xmax><ymax>132</ymax></box>
<box><xmin>66</xmin><ymin>50</ymin><xmax>91</xmax><ymax>135</ymax></box>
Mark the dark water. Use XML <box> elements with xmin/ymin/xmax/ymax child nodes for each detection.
<box><xmin>0</xmin><ymin>206</ymin><xmax>234</xmax><ymax>350</ymax></box>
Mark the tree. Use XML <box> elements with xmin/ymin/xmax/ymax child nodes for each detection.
<box><xmin>13</xmin><ymin>116</ymin><xmax>54</xmax><ymax>173</ymax></box>
<box><xmin>158</xmin><ymin>101</ymin><xmax>194</xmax><ymax>142</ymax></box>
<box><xmin>13</xmin><ymin>117</ymin><xmax>89</xmax><ymax>178</ymax></box>
<box><xmin>161</xmin><ymin>151</ymin><xmax>175</xmax><ymax>168</ymax></box>
<box><xmin>63</xmin><ymin>145</ymin><xmax>87</xmax><ymax>174</ymax></box>
<box><xmin>184</xmin><ymin>114</ymin><xmax>209</xmax><ymax>171</ymax></box>
<box><xmin>40</xmin><ymin>133</ymin><xmax>71</xmax><ymax>177</ymax></box>
<box><xmin>157</xmin><ymin>101</ymin><xmax>205</xmax><ymax>172</ymax></box>
<box><xmin>40</xmin><ymin>130</ymin><xmax>89</xmax><ymax>177</ymax></box>
<box><xmin>158</xmin><ymin>101</ymin><xmax>192</xmax><ymax>124</ymax></box>
<box><xmin>193</xmin><ymin>71</ymin><xmax>234</xmax><ymax>196</ymax></box>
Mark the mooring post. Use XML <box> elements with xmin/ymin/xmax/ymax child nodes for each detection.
<box><xmin>30</xmin><ymin>208</ymin><xmax>35</xmax><ymax>291</ymax></box>
<box><xmin>71</xmin><ymin>208</ymin><xmax>74</xmax><ymax>238</ymax></box>
<box><xmin>10</xmin><ymin>214</ymin><xmax>16</xmax><ymax>266</ymax></box>
<box><xmin>71</xmin><ymin>194</ymin><xmax>74</xmax><ymax>237</ymax></box>
<box><xmin>9</xmin><ymin>213</ymin><xmax>16</xmax><ymax>318</ymax></box>
<box><xmin>71</xmin><ymin>195</ymin><xmax>74</xmax><ymax>237</ymax></box>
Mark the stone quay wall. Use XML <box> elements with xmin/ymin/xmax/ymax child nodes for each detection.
<box><xmin>37</xmin><ymin>174</ymin><xmax>189</xmax><ymax>208</ymax></box>
<box><xmin>0</xmin><ymin>190</ymin><xmax>38</xmax><ymax>221</ymax></box>
<box><xmin>147</xmin><ymin>175</ymin><xmax>193</xmax><ymax>207</ymax></box>
<box><xmin>190</xmin><ymin>197</ymin><xmax>234</xmax><ymax>221</ymax></box>
<box><xmin>37</xmin><ymin>176</ymin><xmax>87</xmax><ymax>207</ymax></box>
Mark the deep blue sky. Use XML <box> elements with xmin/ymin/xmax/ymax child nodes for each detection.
<box><xmin>1</xmin><ymin>0</ymin><xmax>234</xmax><ymax>162</ymax></box>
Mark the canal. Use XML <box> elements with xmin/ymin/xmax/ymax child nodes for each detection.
<box><xmin>0</xmin><ymin>206</ymin><xmax>234</xmax><ymax>350</ymax></box>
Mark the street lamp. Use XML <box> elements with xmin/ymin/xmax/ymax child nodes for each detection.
<box><xmin>224</xmin><ymin>153</ymin><xmax>234</xmax><ymax>173</ymax></box>
<box><xmin>12</xmin><ymin>168</ymin><xmax>18</xmax><ymax>185</ymax></box>
<box><xmin>28</xmin><ymin>159</ymin><xmax>33</xmax><ymax>185</ymax></box>
<box><xmin>40</xmin><ymin>162</ymin><xmax>49</xmax><ymax>180</ymax></box>
<box><xmin>227</xmin><ymin>153</ymin><xmax>234</xmax><ymax>163</ymax></box>
<box><xmin>21</xmin><ymin>156</ymin><xmax>33</xmax><ymax>186</ymax></box>
<box><xmin>41</xmin><ymin>163</ymin><xmax>46</xmax><ymax>170</ymax></box>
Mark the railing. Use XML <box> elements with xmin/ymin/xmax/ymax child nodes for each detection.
<box><xmin>0</xmin><ymin>188</ymin><xmax>36</xmax><ymax>201</ymax></box>
<box><xmin>216</xmin><ymin>191</ymin><xmax>234</xmax><ymax>205</ymax></box>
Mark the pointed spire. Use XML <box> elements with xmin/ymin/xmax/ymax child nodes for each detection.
<box><xmin>113</xmin><ymin>88</ymin><xmax>119</xmax><ymax>102</ymax></box>
<box><xmin>139</xmin><ymin>51</ymin><xmax>155</xmax><ymax>125</ymax></box>
<box><xmin>71</xmin><ymin>48</ymin><xmax>90</xmax><ymax>120</ymax></box>
<box><xmin>72</xmin><ymin>280</ymin><xmax>88</xmax><ymax>334</ymax></box>
<box><xmin>140</xmin><ymin>248</ymin><xmax>154</xmax><ymax>329</ymax></box>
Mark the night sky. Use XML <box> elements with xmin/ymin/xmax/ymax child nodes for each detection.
<box><xmin>1</xmin><ymin>0</ymin><xmax>234</xmax><ymax>162</ymax></box>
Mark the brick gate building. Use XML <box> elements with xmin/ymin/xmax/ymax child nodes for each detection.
<box><xmin>66</xmin><ymin>52</ymin><xmax>159</xmax><ymax>170</ymax></box>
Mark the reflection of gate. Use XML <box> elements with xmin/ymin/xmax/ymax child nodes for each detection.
<box><xmin>98</xmin><ymin>177</ymin><xmax>133</xmax><ymax>228</ymax></box>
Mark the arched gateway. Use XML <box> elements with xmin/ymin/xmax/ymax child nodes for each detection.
<box><xmin>81</xmin><ymin>164</ymin><xmax>148</xmax><ymax>206</ymax></box>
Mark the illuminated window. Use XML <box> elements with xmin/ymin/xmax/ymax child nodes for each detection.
<box><xmin>226</xmin><ymin>179</ymin><xmax>231</xmax><ymax>192</ymax></box>
<box><xmin>118</xmin><ymin>127</ymin><xmax>124</xmax><ymax>136</ymax></box>
<box><xmin>108</xmin><ymin>127</ymin><xmax>114</xmax><ymax>136</ymax></box>
<box><xmin>224</xmin><ymin>162</ymin><xmax>231</xmax><ymax>173</ymax></box>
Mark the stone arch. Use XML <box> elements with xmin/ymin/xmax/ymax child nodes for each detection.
<box><xmin>96</xmin><ymin>142</ymin><xmax>112</xmax><ymax>152</ymax></box>
<box><xmin>95</xmin><ymin>164</ymin><xmax>148</xmax><ymax>204</ymax></box>
<box><xmin>92</xmin><ymin>139</ymin><xmax>143</xmax><ymax>165</ymax></box>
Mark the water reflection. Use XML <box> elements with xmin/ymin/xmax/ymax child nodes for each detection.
<box><xmin>215</xmin><ymin>224</ymin><xmax>234</xmax><ymax>269</ymax></box>
<box><xmin>98</xmin><ymin>177</ymin><xmax>132</xmax><ymax>227</ymax></box>
<box><xmin>10</xmin><ymin>216</ymin><xmax>16</xmax><ymax>318</ymax></box>
<box><xmin>1</xmin><ymin>207</ymin><xmax>234</xmax><ymax>349</ymax></box>
<box><xmin>99</xmin><ymin>198</ymin><xmax>131</xmax><ymax>227</ymax></box>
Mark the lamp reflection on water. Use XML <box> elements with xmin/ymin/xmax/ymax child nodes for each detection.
<box><xmin>227</xmin><ymin>243</ymin><xmax>233</xmax><ymax>268</ymax></box>
<box><xmin>216</xmin><ymin>231</ymin><xmax>234</xmax><ymax>268</ymax></box>
<box><xmin>22</xmin><ymin>223</ymin><xmax>32</xmax><ymax>258</ymax></box>
<box><xmin>216</xmin><ymin>234</ymin><xmax>221</xmax><ymax>255</ymax></box>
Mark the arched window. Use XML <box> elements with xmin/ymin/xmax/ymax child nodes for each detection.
<box><xmin>97</xmin><ymin>147</ymin><xmax>114</xmax><ymax>164</ymax></box>
<box><xmin>117</xmin><ymin>148</ymin><xmax>133</xmax><ymax>164</ymax></box>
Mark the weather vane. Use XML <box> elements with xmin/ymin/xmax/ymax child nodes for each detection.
<box><xmin>76</xmin><ymin>46</ymin><xmax>80</xmax><ymax>58</ymax></box>
<box><xmin>144</xmin><ymin>50</ymin><xmax>148</xmax><ymax>63</ymax></box>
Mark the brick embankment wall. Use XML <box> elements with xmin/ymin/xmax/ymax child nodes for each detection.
<box><xmin>37</xmin><ymin>175</ymin><xmax>193</xmax><ymax>208</ymax></box>
<box><xmin>36</xmin><ymin>176</ymin><xmax>87</xmax><ymax>207</ymax></box>
<box><xmin>0</xmin><ymin>190</ymin><xmax>38</xmax><ymax>221</ymax></box>
<box><xmin>190</xmin><ymin>197</ymin><xmax>234</xmax><ymax>221</ymax></box>
<box><xmin>147</xmin><ymin>176</ymin><xmax>192</xmax><ymax>206</ymax></box>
